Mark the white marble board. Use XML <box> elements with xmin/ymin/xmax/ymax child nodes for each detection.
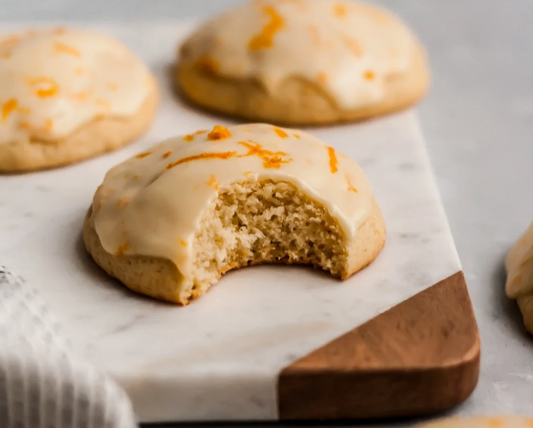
<box><xmin>0</xmin><ymin>22</ymin><xmax>461</xmax><ymax>423</ymax></box>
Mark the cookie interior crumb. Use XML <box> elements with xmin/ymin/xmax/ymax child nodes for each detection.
<box><xmin>188</xmin><ymin>179</ymin><xmax>346</xmax><ymax>299</ymax></box>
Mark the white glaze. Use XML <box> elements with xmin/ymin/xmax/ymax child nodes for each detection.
<box><xmin>92</xmin><ymin>123</ymin><xmax>373</xmax><ymax>291</ymax></box>
<box><xmin>180</xmin><ymin>0</ymin><xmax>417</xmax><ymax>109</ymax></box>
<box><xmin>0</xmin><ymin>28</ymin><xmax>152</xmax><ymax>143</ymax></box>
<box><xmin>0</xmin><ymin>23</ymin><xmax>461</xmax><ymax>423</ymax></box>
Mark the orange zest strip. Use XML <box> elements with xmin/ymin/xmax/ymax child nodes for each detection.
<box><xmin>117</xmin><ymin>196</ymin><xmax>130</xmax><ymax>207</ymax></box>
<box><xmin>208</xmin><ymin>125</ymin><xmax>231</xmax><ymax>141</ymax></box>
<box><xmin>54</xmin><ymin>41</ymin><xmax>81</xmax><ymax>57</ymax></box>
<box><xmin>342</xmin><ymin>35</ymin><xmax>363</xmax><ymax>57</ymax></box>
<box><xmin>238</xmin><ymin>141</ymin><xmax>292</xmax><ymax>169</ymax></box>
<box><xmin>162</xmin><ymin>151</ymin><xmax>172</xmax><ymax>159</ymax></box>
<box><xmin>184</xmin><ymin>129</ymin><xmax>209</xmax><ymax>142</ymax></box>
<box><xmin>115</xmin><ymin>242</ymin><xmax>130</xmax><ymax>256</ymax></box>
<box><xmin>27</xmin><ymin>77</ymin><xmax>59</xmax><ymax>98</ymax></box>
<box><xmin>207</xmin><ymin>175</ymin><xmax>219</xmax><ymax>190</ymax></box>
<box><xmin>166</xmin><ymin>151</ymin><xmax>237</xmax><ymax>170</ymax></box>
<box><xmin>346</xmin><ymin>175</ymin><xmax>358</xmax><ymax>192</ymax></box>
<box><xmin>249</xmin><ymin>5</ymin><xmax>284</xmax><ymax>50</ymax></box>
<box><xmin>273</xmin><ymin>127</ymin><xmax>289</xmax><ymax>138</ymax></box>
<box><xmin>136</xmin><ymin>152</ymin><xmax>152</xmax><ymax>159</ymax></box>
<box><xmin>327</xmin><ymin>146</ymin><xmax>338</xmax><ymax>173</ymax></box>
<box><xmin>2</xmin><ymin>99</ymin><xmax>18</xmax><ymax>122</ymax></box>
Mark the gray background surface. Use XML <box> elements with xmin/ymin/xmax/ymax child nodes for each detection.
<box><xmin>1</xmin><ymin>0</ymin><xmax>532</xmax><ymax>425</ymax></box>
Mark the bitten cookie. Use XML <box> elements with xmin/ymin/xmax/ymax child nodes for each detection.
<box><xmin>415</xmin><ymin>416</ymin><xmax>533</xmax><ymax>428</ymax></box>
<box><xmin>0</xmin><ymin>28</ymin><xmax>158</xmax><ymax>172</ymax></box>
<box><xmin>177</xmin><ymin>0</ymin><xmax>429</xmax><ymax>125</ymax></box>
<box><xmin>505</xmin><ymin>221</ymin><xmax>533</xmax><ymax>333</ymax></box>
<box><xmin>84</xmin><ymin>123</ymin><xmax>386</xmax><ymax>304</ymax></box>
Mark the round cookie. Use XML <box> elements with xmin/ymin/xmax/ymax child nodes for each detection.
<box><xmin>177</xmin><ymin>0</ymin><xmax>429</xmax><ymax>125</ymax></box>
<box><xmin>84</xmin><ymin>123</ymin><xmax>386</xmax><ymax>304</ymax></box>
<box><xmin>0</xmin><ymin>28</ymin><xmax>158</xmax><ymax>172</ymax></box>
<box><xmin>415</xmin><ymin>416</ymin><xmax>533</xmax><ymax>428</ymax></box>
<box><xmin>505</xmin><ymin>221</ymin><xmax>533</xmax><ymax>333</ymax></box>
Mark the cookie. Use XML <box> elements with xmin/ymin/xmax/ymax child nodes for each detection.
<box><xmin>84</xmin><ymin>123</ymin><xmax>386</xmax><ymax>304</ymax></box>
<box><xmin>177</xmin><ymin>0</ymin><xmax>429</xmax><ymax>125</ymax></box>
<box><xmin>505</xmin><ymin>221</ymin><xmax>533</xmax><ymax>333</ymax></box>
<box><xmin>415</xmin><ymin>416</ymin><xmax>533</xmax><ymax>428</ymax></box>
<box><xmin>0</xmin><ymin>28</ymin><xmax>158</xmax><ymax>172</ymax></box>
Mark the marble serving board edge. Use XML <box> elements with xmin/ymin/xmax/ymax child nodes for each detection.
<box><xmin>0</xmin><ymin>21</ymin><xmax>462</xmax><ymax>422</ymax></box>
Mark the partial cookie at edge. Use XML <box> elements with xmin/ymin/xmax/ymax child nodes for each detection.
<box><xmin>0</xmin><ymin>81</ymin><xmax>158</xmax><ymax>173</ymax></box>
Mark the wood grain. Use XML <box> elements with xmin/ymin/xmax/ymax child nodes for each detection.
<box><xmin>278</xmin><ymin>271</ymin><xmax>480</xmax><ymax>420</ymax></box>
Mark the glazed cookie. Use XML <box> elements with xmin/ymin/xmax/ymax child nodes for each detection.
<box><xmin>177</xmin><ymin>0</ymin><xmax>429</xmax><ymax>125</ymax></box>
<box><xmin>0</xmin><ymin>28</ymin><xmax>157</xmax><ymax>172</ymax></box>
<box><xmin>505</xmin><ymin>221</ymin><xmax>533</xmax><ymax>333</ymax></box>
<box><xmin>84</xmin><ymin>123</ymin><xmax>386</xmax><ymax>304</ymax></box>
<box><xmin>415</xmin><ymin>416</ymin><xmax>533</xmax><ymax>428</ymax></box>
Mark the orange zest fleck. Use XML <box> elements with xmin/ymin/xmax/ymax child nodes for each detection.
<box><xmin>16</xmin><ymin>106</ymin><xmax>31</xmax><ymax>115</ymax></box>
<box><xmin>333</xmin><ymin>3</ymin><xmax>347</xmax><ymax>18</ymax></box>
<box><xmin>196</xmin><ymin>56</ymin><xmax>219</xmax><ymax>75</ymax></box>
<box><xmin>248</xmin><ymin>5</ymin><xmax>285</xmax><ymax>50</ymax></box>
<box><xmin>28</xmin><ymin>77</ymin><xmax>59</xmax><ymax>98</ymax></box>
<box><xmin>342</xmin><ymin>36</ymin><xmax>363</xmax><ymax>57</ymax></box>
<box><xmin>273</xmin><ymin>127</ymin><xmax>289</xmax><ymax>138</ymax></box>
<box><xmin>19</xmin><ymin>121</ymin><xmax>31</xmax><ymax>130</ymax></box>
<box><xmin>327</xmin><ymin>146</ymin><xmax>338</xmax><ymax>173</ymax></box>
<box><xmin>183</xmin><ymin>129</ymin><xmax>208</xmax><ymax>142</ymax></box>
<box><xmin>136</xmin><ymin>152</ymin><xmax>152</xmax><ymax>159</ymax></box>
<box><xmin>115</xmin><ymin>242</ymin><xmax>130</xmax><ymax>256</ymax></box>
<box><xmin>364</xmin><ymin>70</ymin><xmax>375</xmax><ymax>80</ymax></box>
<box><xmin>54</xmin><ymin>41</ymin><xmax>81</xmax><ymax>57</ymax></box>
<box><xmin>96</xmin><ymin>98</ymin><xmax>111</xmax><ymax>112</ymax></box>
<box><xmin>44</xmin><ymin>118</ymin><xmax>53</xmax><ymax>133</ymax></box>
<box><xmin>308</xmin><ymin>25</ymin><xmax>321</xmax><ymax>46</ymax></box>
<box><xmin>238</xmin><ymin>141</ymin><xmax>292</xmax><ymax>169</ymax></box>
<box><xmin>166</xmin><ymin>151</ymin><xmax>237</xmax><ymax>170</ymax></box>
<box><xmin>346</xmin><ymin>175</ymin><xmax>358</xmax><ymax>192</ymax></box>
<box><xmin>293</xmin><ymin>133</ymin><xmax>301</xmax><ymax>139</ymax></box>
<box><xmin>70</xmin><ymin>90</ymin><xmax>91</xmax><ymax>101</ymax></box>
<box><xmin>243</xmin><ymin>171</ymin><xmax>254</xmax><ymax>176</ymax></box>
<box><xmin>180</xmin><ymin>240</ymin><xmax>188</xmax><ymax>247</ymax></box>
<box><xmin>208</xmin><ymin>125</ymin><xmax>231</xmax><ymax>141</ymax></box>
<box><xmin>207</xmin><ymin>175</ymin><xmax>219</xmax><ymax>190</ymax></box>
<box><xmin>162</xmin><ymin>151</ymin><xmax>172</xmax><ymax>159</ymax></box>
<box><xmin>2</xmin><ymin>99</ymin><xmax>18</xmax><ymax>122</ymax></box>
<box><xmin>117</xmin><ymin>196</ymin><xmax>130</xmax><ymax>207</ymax></box>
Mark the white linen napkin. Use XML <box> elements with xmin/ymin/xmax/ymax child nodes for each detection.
<box><xmin>0</xmin><ymin>266</ymin><xmax>137</xmax><ymax>428</ymax></box>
